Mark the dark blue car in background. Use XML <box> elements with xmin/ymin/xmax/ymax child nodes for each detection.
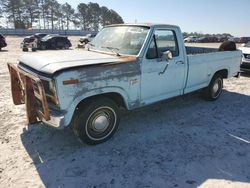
<box><xmin>0</xmin><ymin>33</ymin><xmax>7</xmax><ymax>51</ymax></box>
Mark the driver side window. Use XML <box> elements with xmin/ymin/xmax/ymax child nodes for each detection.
<box><xmin>146</xmin><ymin>29</ymin><xmax>179</xmax><ymax>59</ymax></box>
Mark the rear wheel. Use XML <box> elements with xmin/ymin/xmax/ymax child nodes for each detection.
<box><xmin>203</xmin><ymin>74</ymin><xmax>223</xmax><ymax>101</ymax></box>
<box><xmin>41</xmin><ymin>44</ymin><xmax>46</xmax><ymax>50</ymax></box>
<box><xmin>84</xmin><ymin>39</ymin><xmax>89</xmax><ymax>44</ymax></box>
<box><xmin>73</xmin><ymin>97</ymin><xmax>120</xmax><ymax>145</ymax></box>
<box><xmin>22</xmin><ymin>47</ymin><xmax>28</xmax><ymax>52</ymax></box>
<box><xmin>64</xmin><ymin>44</ymin><xmax>69</xmax><ymax>49</ymax></box>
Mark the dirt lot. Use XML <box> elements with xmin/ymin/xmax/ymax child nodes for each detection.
<box><xmin>0</xmin><ymin>37</ymin><xmax>250</xmax><ymax>188</ymax></box>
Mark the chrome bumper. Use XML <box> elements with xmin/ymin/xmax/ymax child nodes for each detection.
<box><xmin>42</xmin><ymin>112</ymin><xmax>65</xmax><ymax>129</ymax></box>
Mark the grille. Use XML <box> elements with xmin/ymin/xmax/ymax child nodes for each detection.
<box><xmin>32</xmin><ymin>80</ymin><xmax>40</xmax><ymax>94</ymax></box>
<box><xmin>244</xmin><ymin>54</ymin><xmax>250</xmax><ymax>59</ymax></box>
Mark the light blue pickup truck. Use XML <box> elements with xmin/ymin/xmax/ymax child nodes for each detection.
<box><xmin>8</xmin><ymin>24</ymin><xmax>241</xmax><ymax>144</ymax></box>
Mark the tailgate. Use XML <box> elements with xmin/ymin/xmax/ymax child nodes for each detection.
<box><xmin>8</xmin><ymin>63</ymin><xmax>50</xmax><ymax>124</ymax></box>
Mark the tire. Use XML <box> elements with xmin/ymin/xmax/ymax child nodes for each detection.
<box><xmin>22</xmin><ymin>48</ymin><xmax>28</xmax><ymax>52</ymax></box>
<box><xmin>203</xmin><ymin>73</ymin><xmax>223</xmax><ymax>101</ymax></box>
<box><xmin>41</xmin><ymin>44</ymin><xmax>46</xmax><ymax>50</ymax></box>
<box><xmin>219</xmin><ymin>41</ymin><xmax>236</xmax><ymax>51</ymax></box>
<box><xmin>84</xmin><ymin>39</ymin><xmax>89</xmax><ymax>44</ymax></box>
<box><xmin>73</xmin><ymin>97</ymin><xmax>120</xmax><ymax>145</ymax></box>
<box><xmin>64</xmin><ymin>44</ymin><xmax>69</xmax><ymax>49</ymax></box>
<box><xmin>32</xmin><ymin>48</ymin><xmax>37</xmax><ymax>52</ymax></box>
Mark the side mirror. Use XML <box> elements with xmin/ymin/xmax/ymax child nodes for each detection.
<box><xmin>161</xmin><ymin>50</ymin><xmax>173</xmax><ymax>61</ymax></box>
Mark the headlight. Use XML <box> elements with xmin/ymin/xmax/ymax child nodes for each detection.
<box><xmin>42</xmin><ymin>79</ymin><xmax>59</xmax><ymax>107</ymax></box>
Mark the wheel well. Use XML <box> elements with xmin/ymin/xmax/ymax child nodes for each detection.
<box><xmin>215</xmin><ymin>69</ymin><xmax>228</xmax><ymax>78</ymax></box>
<box><xmin>76</xmin><ymin>92</ymin><xmax>127</xmax><ymax>110</ymax></box>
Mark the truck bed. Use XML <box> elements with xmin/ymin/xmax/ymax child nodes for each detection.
<box><xmin>185</xmin><ymin>46</ymin><xmax>218</xmax><ymax>55</ymax></box>
<box><xmin>184</xmin><ymin>49</ymin><xmax>242</xmax><ymax>94</ymax></box>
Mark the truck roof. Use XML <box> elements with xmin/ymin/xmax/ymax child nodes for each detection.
<box><xmin>106</xmin><ymin>23</ymin><xmax>179</xmax><ymax>29</ymax></box>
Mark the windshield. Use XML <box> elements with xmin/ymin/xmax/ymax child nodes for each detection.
<box><xmin>90</xmin><ymin>26</ymin><xmax>150</xmax><ymax>56</ymax></box>
<box><xmin>41</xmin><ymin>34</ymin><xmax>59</xmax><ymax>41</ymax></box>
<box><xmin>41</xmin><ymin>35</ymin><xmax>52</xmax><ymax>41</ymax></box>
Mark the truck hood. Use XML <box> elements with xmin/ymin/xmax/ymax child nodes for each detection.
<box><xmin>239</xmin><ymin>47</ymin><xmax>250</xmax><ymax>54</ymax></box>
<box><xmin>18</xmin><ymin>50</ymin><xmax>137</xmax><ymax>74</ymax></box>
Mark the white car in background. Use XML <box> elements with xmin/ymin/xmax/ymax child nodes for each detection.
<box><xmin>228</xmin><ymin>37</ymin><xmax>240</xmax><ymax>43</ymax></box>
<box><xmin>79</xmin><ymin>33</ymin><xmax>97</xmax><ymax>44</ymax></box>
<box><xmin>239</xmin><ymin>42</ymin><xmax>250</xmax><ymax>71</ymax></box>
<box><xmin>184</xmin><ymin>36</ymin><xmax>198</xmax><ymax>43</ymax></box>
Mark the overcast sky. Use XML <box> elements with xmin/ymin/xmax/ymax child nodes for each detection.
<box><xmin>58</xmin><ymin>0</ymin><xmax>250</xmax><ymax>37</ymax></box>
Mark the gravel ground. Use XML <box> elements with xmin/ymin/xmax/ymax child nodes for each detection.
<box><xmin>0</xmin><ymin>37</ymin><xmax>250</xmax><ymax>188</ymax></box>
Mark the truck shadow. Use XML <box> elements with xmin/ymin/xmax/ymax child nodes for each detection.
<box><xmin>0</xmin><ymin>49</ymin><xmax>8</xmax><ymax>52</ymax></box>
<box><xmin>21</xmin><ymin>90</ymin><xmax>250</xmax><ymax>187</ymax></box>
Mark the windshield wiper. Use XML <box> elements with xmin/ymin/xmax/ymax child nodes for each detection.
<box><xmin>101</xmin><ymin>46</ymin><xmax>121</xmax><ymax>56</ymax></box>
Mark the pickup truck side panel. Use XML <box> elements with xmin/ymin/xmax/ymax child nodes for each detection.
<box><xmin>54</xmin><ymin>60</ymin><xmax>141</xmax><ymax>127</ymax></box>
<box><xmin>184</xmin><ymin>50</ymin><xmax>242</xmax><ymax>94</ymax></box>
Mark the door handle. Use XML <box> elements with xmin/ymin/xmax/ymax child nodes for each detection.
<box><xmin>159</xmin><ymin>62</ymin><xmax>170</xmax><ymax>75</ymax></box>
<box><xmin>176</xmin><ymin>61</ymin><xmax>184</xmax><ymax>65</ymax></box>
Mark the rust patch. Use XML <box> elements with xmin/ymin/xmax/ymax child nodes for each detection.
<box><xmin>63</xmin><ymin>79</ymin><xmax>80</xmax><ymax>85</ymax></box>
<box><xmin>75</xmin><ymin>58</ymin><xmax>141</xmax><ymax>86</ymax></box>
<box><xmin>7</xmin><ymin>63</ymin><xmax>50</xmax><ymax>124</ymax></box>
<box><xmin>25</xmin><ymin>76</ymin><xmax>39</xmax><ymax>123</ymax></box>
<box><xmin>101</xmin><ymin>56</ymin><xmax>138</xmax><ymax>66</ymax></box>
<box><xmin>119</xmin><ymin>56</ymin><xmax>138</xmax><ymax>63</ymax></box>
<box><xmin>70</xmin><ymin>58</ymin><xmax>141</xmax><ymax>106</ymax></box>
<box><xmin>8</xmin><ymin>64</ymin><xmax>25</xmax><ymax>105</ymax></box>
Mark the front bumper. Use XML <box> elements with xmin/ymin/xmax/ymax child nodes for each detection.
<box><xmin>240</xmin><ymin>53</ymin><xmax>250</xmax><ymax>71</ymax></box>
<box><xmin>8</xmin><ymin>63</ymin><xmax>51</xmax><ymax>124</ymax></box>
<box><xmin>42</xmin><ymin>108</ymin><xmax>66</xmax><ymax>129</ymax></box>
<box><xmin>241</xmin><ymin>57</ymin><xmax>250</xmax><ymax>70</ymax></box>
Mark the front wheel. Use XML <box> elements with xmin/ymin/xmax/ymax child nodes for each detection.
<box><xmin>22</xmin><ymin>47</ymin><xmax>28</xmax><ymax>52</ymax></box>
<box><xmin>64</xmin><ymin>44</ymin><xmax>69</xmax><ymax>50</ymax></box>
<box><xmin>73</xmin><ymin>97</ymin><xmax>120</xmax><ymax>145</ymax></box>
<box><xmin>84</xmin><ymin>39</ymin><xmax>89</xmax><ymax>44</ymax></box>
<box><xmin>41</xmin><ymin>44</ymin><xmax>46</xmax><ymax>50</ymax></box>
<box><xmin>203</xmin><ymin>74</ymin><xmax>223</xmax><ymax>101</ymax></box>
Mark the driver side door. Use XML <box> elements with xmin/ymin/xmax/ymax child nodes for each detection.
<box><xmin>140</xmin><ymin>28</ymin><xmax>187</xmax><ymax>105</ymax></box>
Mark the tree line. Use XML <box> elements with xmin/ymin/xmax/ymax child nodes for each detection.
<box><xmin>0</xmin><ymin>0</ymin><xmax>124</xmax><ymax>31</ymax></box>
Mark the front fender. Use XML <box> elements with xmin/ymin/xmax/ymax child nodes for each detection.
<box><xmin>61</xmin><ymin>86</ymin><xmax>130</xmax><ymax>127</ymax></box>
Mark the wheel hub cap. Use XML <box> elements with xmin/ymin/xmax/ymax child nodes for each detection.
<box><xmin>213</xmin><ymin>82</ymin><xmax>219</xmax><ymax>93</ymax></box>
<box><xmin>92</xmin><ymin>115</ymin><xmax>109</xmax><ymax>132</ymax></box>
